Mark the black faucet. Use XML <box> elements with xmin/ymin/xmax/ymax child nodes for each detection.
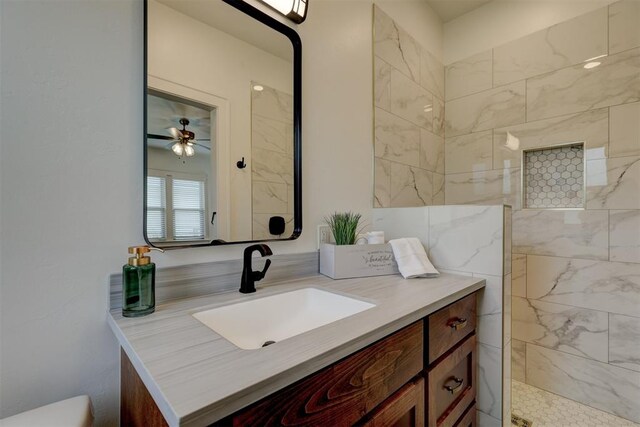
<box><xmin>240</xmin><ymin>244</ymin><xmax>273</xmax><ymax>293</ymax></box>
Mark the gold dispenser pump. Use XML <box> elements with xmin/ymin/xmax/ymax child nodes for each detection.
<box><xmin>122</xmin><ymin>245</ymin><xmax>164</xmax><ymax>317</ymax></box>
<box><xmin>127</xmin><ymin>246</ymin><xmax>162</xmax><ymax>266</ymax></box>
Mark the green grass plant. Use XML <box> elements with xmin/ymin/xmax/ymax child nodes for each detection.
<box><xmin>325</xmin><ymin>212</ymin><xmax>363</xmax><ymax>245</ymax></box>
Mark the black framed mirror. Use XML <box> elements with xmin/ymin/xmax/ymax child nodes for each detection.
<box><xmin>143</xmin><ymin>0</ymin><xmax>301</xmax><ymax>249</ymax></box>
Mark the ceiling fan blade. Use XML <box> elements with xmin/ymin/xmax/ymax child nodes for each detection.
<box><xmin>147</xmin><ymin>133</ymin><xmax>176</xmax><ymax>141</ymax></box>
<box><xmin>194</xmin><ymin>138</ymin><xmax>211</xmax><ymax>141</ymax></box>
<box><xmin>193</xmin><ymin>143</ymin><xmax>211</xmax><ymax>150</ymax></box>
<box><xmin>168</xmin><ymin>127</ymin><xmax>183</xmax><ymax>139</ymax></box>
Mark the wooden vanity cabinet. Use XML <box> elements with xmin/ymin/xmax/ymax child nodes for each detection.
<box><xmin>121</xmin><ymin>292</ymin><xmax>478</xmax><ymax>427</ymax></box>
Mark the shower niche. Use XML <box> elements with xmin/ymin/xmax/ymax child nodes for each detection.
<box><xmin>522</xmin><ymin>143</ymin><xmax>585</xmax><ymax>209</ymax></box>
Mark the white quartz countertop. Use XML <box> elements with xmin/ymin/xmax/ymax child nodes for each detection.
<box><xmin>108</xmin><ymin>272</ymin><xmax>485</xmax><ymax>427</ymax></box>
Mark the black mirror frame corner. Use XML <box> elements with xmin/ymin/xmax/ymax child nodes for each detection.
<box><xmin>142</xmin><ymin>0</ymin><xmax>302</xmax><ymax>249</ymax></box>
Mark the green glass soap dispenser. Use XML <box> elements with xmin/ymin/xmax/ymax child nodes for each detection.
<box><xmin>122</xmin><ymin>246</ymin><xmax>162</xmax><ymax>317</ymax></box>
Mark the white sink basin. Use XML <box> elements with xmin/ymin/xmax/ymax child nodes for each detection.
<box><xmin>192</xmin><ymin>288</ymin><xmax>375</xmax><ymax>350</ymax></box>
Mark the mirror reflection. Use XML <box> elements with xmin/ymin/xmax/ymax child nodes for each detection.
<box><xmin>145</xmin><ymin>0</ymin><xmax>297</xmax><ymax>247</ymax></box>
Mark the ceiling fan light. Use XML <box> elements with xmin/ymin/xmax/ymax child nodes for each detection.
<box><xmin>185</xmin><ymin>145</ymin><xmax>195</xmax><ymax>157</ymax></box>
<box><xmin>257</xmin><ymin>0</ymin><xmax>307</xmax><ymax>24</ymax></box>
<box><xmin>172</xmin><ymin>142</ymin><xmax>184</xmax><ymax>156</ymax></box>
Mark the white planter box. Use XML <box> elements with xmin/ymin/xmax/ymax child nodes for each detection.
<box><xmin>319</xmin><ymin>243</ymin><xmax>399</xmax><ymax>279</ymax></box>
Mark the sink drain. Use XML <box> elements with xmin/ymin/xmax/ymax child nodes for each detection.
<box><xmin>262</xmin><ymin>340</ymin><xmax>276</xmax><ymax>347</ymax></box>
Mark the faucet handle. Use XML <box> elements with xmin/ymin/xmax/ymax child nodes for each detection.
<box><xmin>254</xmin><ymin>259</ymin><xmax>272</xmax><ymax>281</ymax></box>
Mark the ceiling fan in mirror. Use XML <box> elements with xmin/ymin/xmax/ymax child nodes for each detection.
<box><xmin>147</xmin><ymin>118</ymin><xmax>210</xmax><ymax>158</ymax></box>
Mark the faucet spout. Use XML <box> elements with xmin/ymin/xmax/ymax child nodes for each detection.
<box><xmin>240</xmin><ymin>244</ymin><xmax>273</xmax><ymax>293</ymax></box>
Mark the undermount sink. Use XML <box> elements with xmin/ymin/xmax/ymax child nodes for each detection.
<box><xmin>192</xmin><ymin>287</ymin><xmax>376</xmax><ymax>350</ymax></box>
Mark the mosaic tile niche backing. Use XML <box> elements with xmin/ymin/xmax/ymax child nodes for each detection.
<box><xmin>523</xmin><ymin>143</ymin><xmax>584</xmax><ymax>209</ymax></box>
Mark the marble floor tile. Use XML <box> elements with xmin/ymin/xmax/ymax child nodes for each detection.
<box><xmin>475</xmin><ymin>274</ymin><xmax>504</xmax><ymax>349</ymax></box>
<box><xmin>493</xmin><ymin>108</ymin><xmax>608</xmax><ymax>170</ymax></box>
<box><xmin>374</xmin><ymin>107</ymin><xmax>420</xmax><ymax>167</ymax></box>
<box><xmin>374</xmin><ymin>56</ymin><xmax>392</xmax><ymax>111</ymax></box>
<box><xmin>445</xmin><ymin>50</ymin><xmax>492</xmax><ymax>101</ymax></box>
<box><xmin>477</xmin><ymin>342</ymin><xmax>503</xmax><ymax>421</ymax></box>
<box><xmin>493</xmin><ymin>8</ymin><xmax>607</xmax><ymax>87</ymax></box>
<box><xmin>511</xmin><ymin>254</ymin><xmax>526</xmax><ymax>298</ymax></box>
<box><xmin>432</xmin><ymin>97</ymin><xmax>444</xmax><ymax>137</ymax></box>
<box><xmin>609</xmin><ymin>0</ymin><xmax>640</xmax><ymax>55</ymax></box>
<box><xmin>526</xmin><ymin>343</ymin><xmax>640</xmax><ymax>423</ymax></box>
<box><xmin>445</xmin><ymin>81</ymin><xmax>526</xmax><ymax>138</ymax></box>
<box><xmin>445</xmin><ymin>130</ymin><xmax>493</xmax><ymax>174</ymax></box>
<box><xmin>445</xmin><ymin>168</ymin><xmax>521</xmax><ymax>209</ymax></box>
<box><xmin>512</xmin><ymin>380</ymin><xmax>640</xmax><ymax>427</ymax></box>
<box><xmin>390</xmin><ymin>69</ymin><xmax>433</xmax><ymax>131</ymax></box>
<box><xmin>419</xmin><ymin>129</ymin><xmax>444</xmax><ymax>174</ymax></box>
<box><xmin>527</xmin><ymin>48</ymin><xmax>640</xmax><ymax>122</ymax></box>
<box><xmin>390</xmin><ymin>163</ymin><xmax>432</xmax><ymax>207</ymax></box>
<box><xmin>252</xmin><ymin>181</ymin><xmax>288</xmax><ymax>214</ymax></box>
<box><xmin>432</xmin><ymin>173</ymin><xmax>444</xmax><ymax>205</ymax></box>
<box><xmin>251</xmin><ymin>84</ymin><xmax>293</xmax><ymax>124</ymax></box>
<box><xmin>526</xmin><ymin>254</ymin><xmax>640</xmax><ymax>317</ymax></box>
<box><xmin>610</xmin><ymin>102</ymin><xmax>640</xmax><ymax>158</ymax></box>
<box><xmin>252</xmin><ymin>115</ymin><xmax>291</xmax><ymax>155</ymax></box>
<box><xmin>420</xmin><ymin>47</ymin><xmax>444</xmax><ymax>100</ymax></box>
<box><xmin>374</xmin><ymin>157</ymin><xmax>391</xmax><ymax>208</ymax></box>
<box><xmin>586</xmin><ymin>156</ymin><xmax>640</xmax><ymax>209</ymax></box>
<box><xmin>373</xmin><ymin>5</ymin><xmax>420</xmax><ymax>83</ymax></box>
<box><xmin>428</xmin><ymin>205</ymin><xmax>504</xmax><ymax>276</ymax></box>
<box><xmin>512</xmin><ymin>210</ymin><xmax>609</xmax><ymax>260</ymax></box>
<box><xmin>610</xmin><ymin>313</ymin><xmax>640</xmax><ymax>372</ymax></box>
<box><xmin>251</xmin><ymin>147</ymin><xmax>293</xmax><ymax>185</ymax></box>
<box><xmin>512</xmin><ymin>339</ymin><xmax>526</xmax><ymax>382</ymax></box>
<box><xmin>610</xmin><ymin>209</ymin><xmax>640</xmax><ymax>263</ymax></box>
<box><xmin>512</xmin><ymin>296</ymin><xmax>608</xmax><ymax>362</ymax></box>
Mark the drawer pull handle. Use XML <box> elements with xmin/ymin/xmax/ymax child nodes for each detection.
<box><xmin>443</xmin><ymin>377</ymin><xmax>464</xmax><ymax>394</ymax></box>
<box><xmin>448</xmin><ymin>317</ymin><xmax>468</xmax><ymax>330</ymax></box>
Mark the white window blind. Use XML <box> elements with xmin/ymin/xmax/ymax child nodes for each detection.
<box><xmin>146</xmin><ymin>176</ymin><xmax>166</xmax><ymax>240</ymax></box>
<box><xmin>172</xmin><ymin>179</ymin><xmax>206</xmax><ymax>240</ymax></box>
<box><xmin>147</xmin><ymin>171</ymin><xmax>207</xmax><ymax>242</ymax></box>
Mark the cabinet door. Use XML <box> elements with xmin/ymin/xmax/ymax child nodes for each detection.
<box><xmin>362</xmin><ymin>378</ymin><xmax>425</xmax><ymax>427</ymax></box>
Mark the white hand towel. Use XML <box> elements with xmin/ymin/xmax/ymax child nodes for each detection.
<box><xmin>389</xmin><ymin>238</ymin><xmax>439</xmax><ymax>279</ymax></box>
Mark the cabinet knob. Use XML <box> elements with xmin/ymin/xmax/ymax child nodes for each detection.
<box><xmin>448</xmin><ymin>317</ymin><xmax>468</xmax><ymax>330</ymax></box>
<box><xmin>443</xmin><ymin>376</ymin><xmax>464</xmax><ymax>394</ymax></box>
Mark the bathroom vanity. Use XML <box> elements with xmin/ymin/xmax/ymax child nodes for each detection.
<box><xmin>109</xmin><ymin>273</ymin><xmax>483</xmax><ymax>427</ymax></box>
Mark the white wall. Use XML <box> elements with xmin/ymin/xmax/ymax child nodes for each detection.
<box><xmin>443</xmin><ymin>0</ymin><xmax>617</xmax><ymax>64</ymax></box>
<box><xmin>0</xmin><ymin>0</ymin><xmax>441</xmax><ymax>424</ymax></box>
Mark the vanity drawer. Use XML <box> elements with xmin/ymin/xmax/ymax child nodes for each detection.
<box><xmin>427</xmin><ymin>335</ymin><xmax>476</xmax><ymax>427</ymax></box>
<box><xmin>229</xmin><ymin>321</ymin><xmax>423</xmax><ymax>426</ymax></box>
<box><xmin>427</xmin><ymin>293</ymin><xmax>476</xmax><ymax>364</ymax></box>
<box><xmin>453</xmin><ymin>402</ymin><xmax>476</xmax><ymax>427</ymax></box>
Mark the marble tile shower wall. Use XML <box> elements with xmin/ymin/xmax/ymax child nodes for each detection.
<box><xmin>373</xmin><ymin>6</ymin><xmax>445</xmax><ymax>208</ymax></box>
<box><xmin>442</xmin><ymin>0</ymin><xmax>640</xmax><ymax>423</ymax></box>
<box><xmin>251</xmin><ymin>84</ymin><xmax>294</xmax><ymax>240</ymax></box>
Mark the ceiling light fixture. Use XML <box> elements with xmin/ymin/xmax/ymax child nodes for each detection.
<box><xmin>253</xmin><ymin>84</ymin><xmax>264</xmax><ymax>91</ymax></box>
<box><xmin>257</xmin><ymin>0</ymin><xmax>308</xmax><ymax>24</ymax></box>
